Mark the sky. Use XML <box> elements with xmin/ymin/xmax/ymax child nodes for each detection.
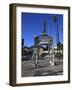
<box><xmin>21</xmin><ymin>12</ymin><xmax>63</xmax><ymax>47</ymax></box>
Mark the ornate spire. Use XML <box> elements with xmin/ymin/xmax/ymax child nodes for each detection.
<box><xmin>42</xmin><ymin>17</ymin><xmax>47</xmax><ymax>35</ymax></box>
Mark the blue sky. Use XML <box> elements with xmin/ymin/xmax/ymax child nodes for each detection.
<box><xmin>21</xmin><ymin>12</ymin><xmax>63</xmax><ymax>47</ymax></box>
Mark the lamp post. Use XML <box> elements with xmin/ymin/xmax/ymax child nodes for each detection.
<box><xmin>53</xmin><ymin>16</ymin><xmax>60</xmax><ymax>60</ymax></box>
<box><xmin>53</xmin><ymin>16</ymin><xmax>59</xmax><ymax>45</ymax></box>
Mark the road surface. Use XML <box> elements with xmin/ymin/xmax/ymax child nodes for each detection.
<box><xmin>21</xmin><ymin>59</ymin><xmax>63</xmax><ymax>77</ymax></box>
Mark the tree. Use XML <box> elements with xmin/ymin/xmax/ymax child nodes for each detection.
<box><xmin>57</xmin><ymin>42</ymin><xmax>61</xmax><ymax>50</ymax></box>
<box><xmin>57</xmin><ymin>42</ymin><xmax>63</xmax><ymax>59</ymax></box>
<box><xmin>34</xmin><ymin>36</ymin><xmax>40</xmax><ymax>46</ymax></box>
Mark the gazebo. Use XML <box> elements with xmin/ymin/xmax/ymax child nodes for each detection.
<box><xmin>33</xmin><ymin>17</ymin><xmax>55</xmax><ymax>66</ymax></box>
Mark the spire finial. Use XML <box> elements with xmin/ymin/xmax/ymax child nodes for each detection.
<box><xmin>42</xmin><ymin>17</ymin><xmax>47</xmax><ymax>35</ymax></box>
